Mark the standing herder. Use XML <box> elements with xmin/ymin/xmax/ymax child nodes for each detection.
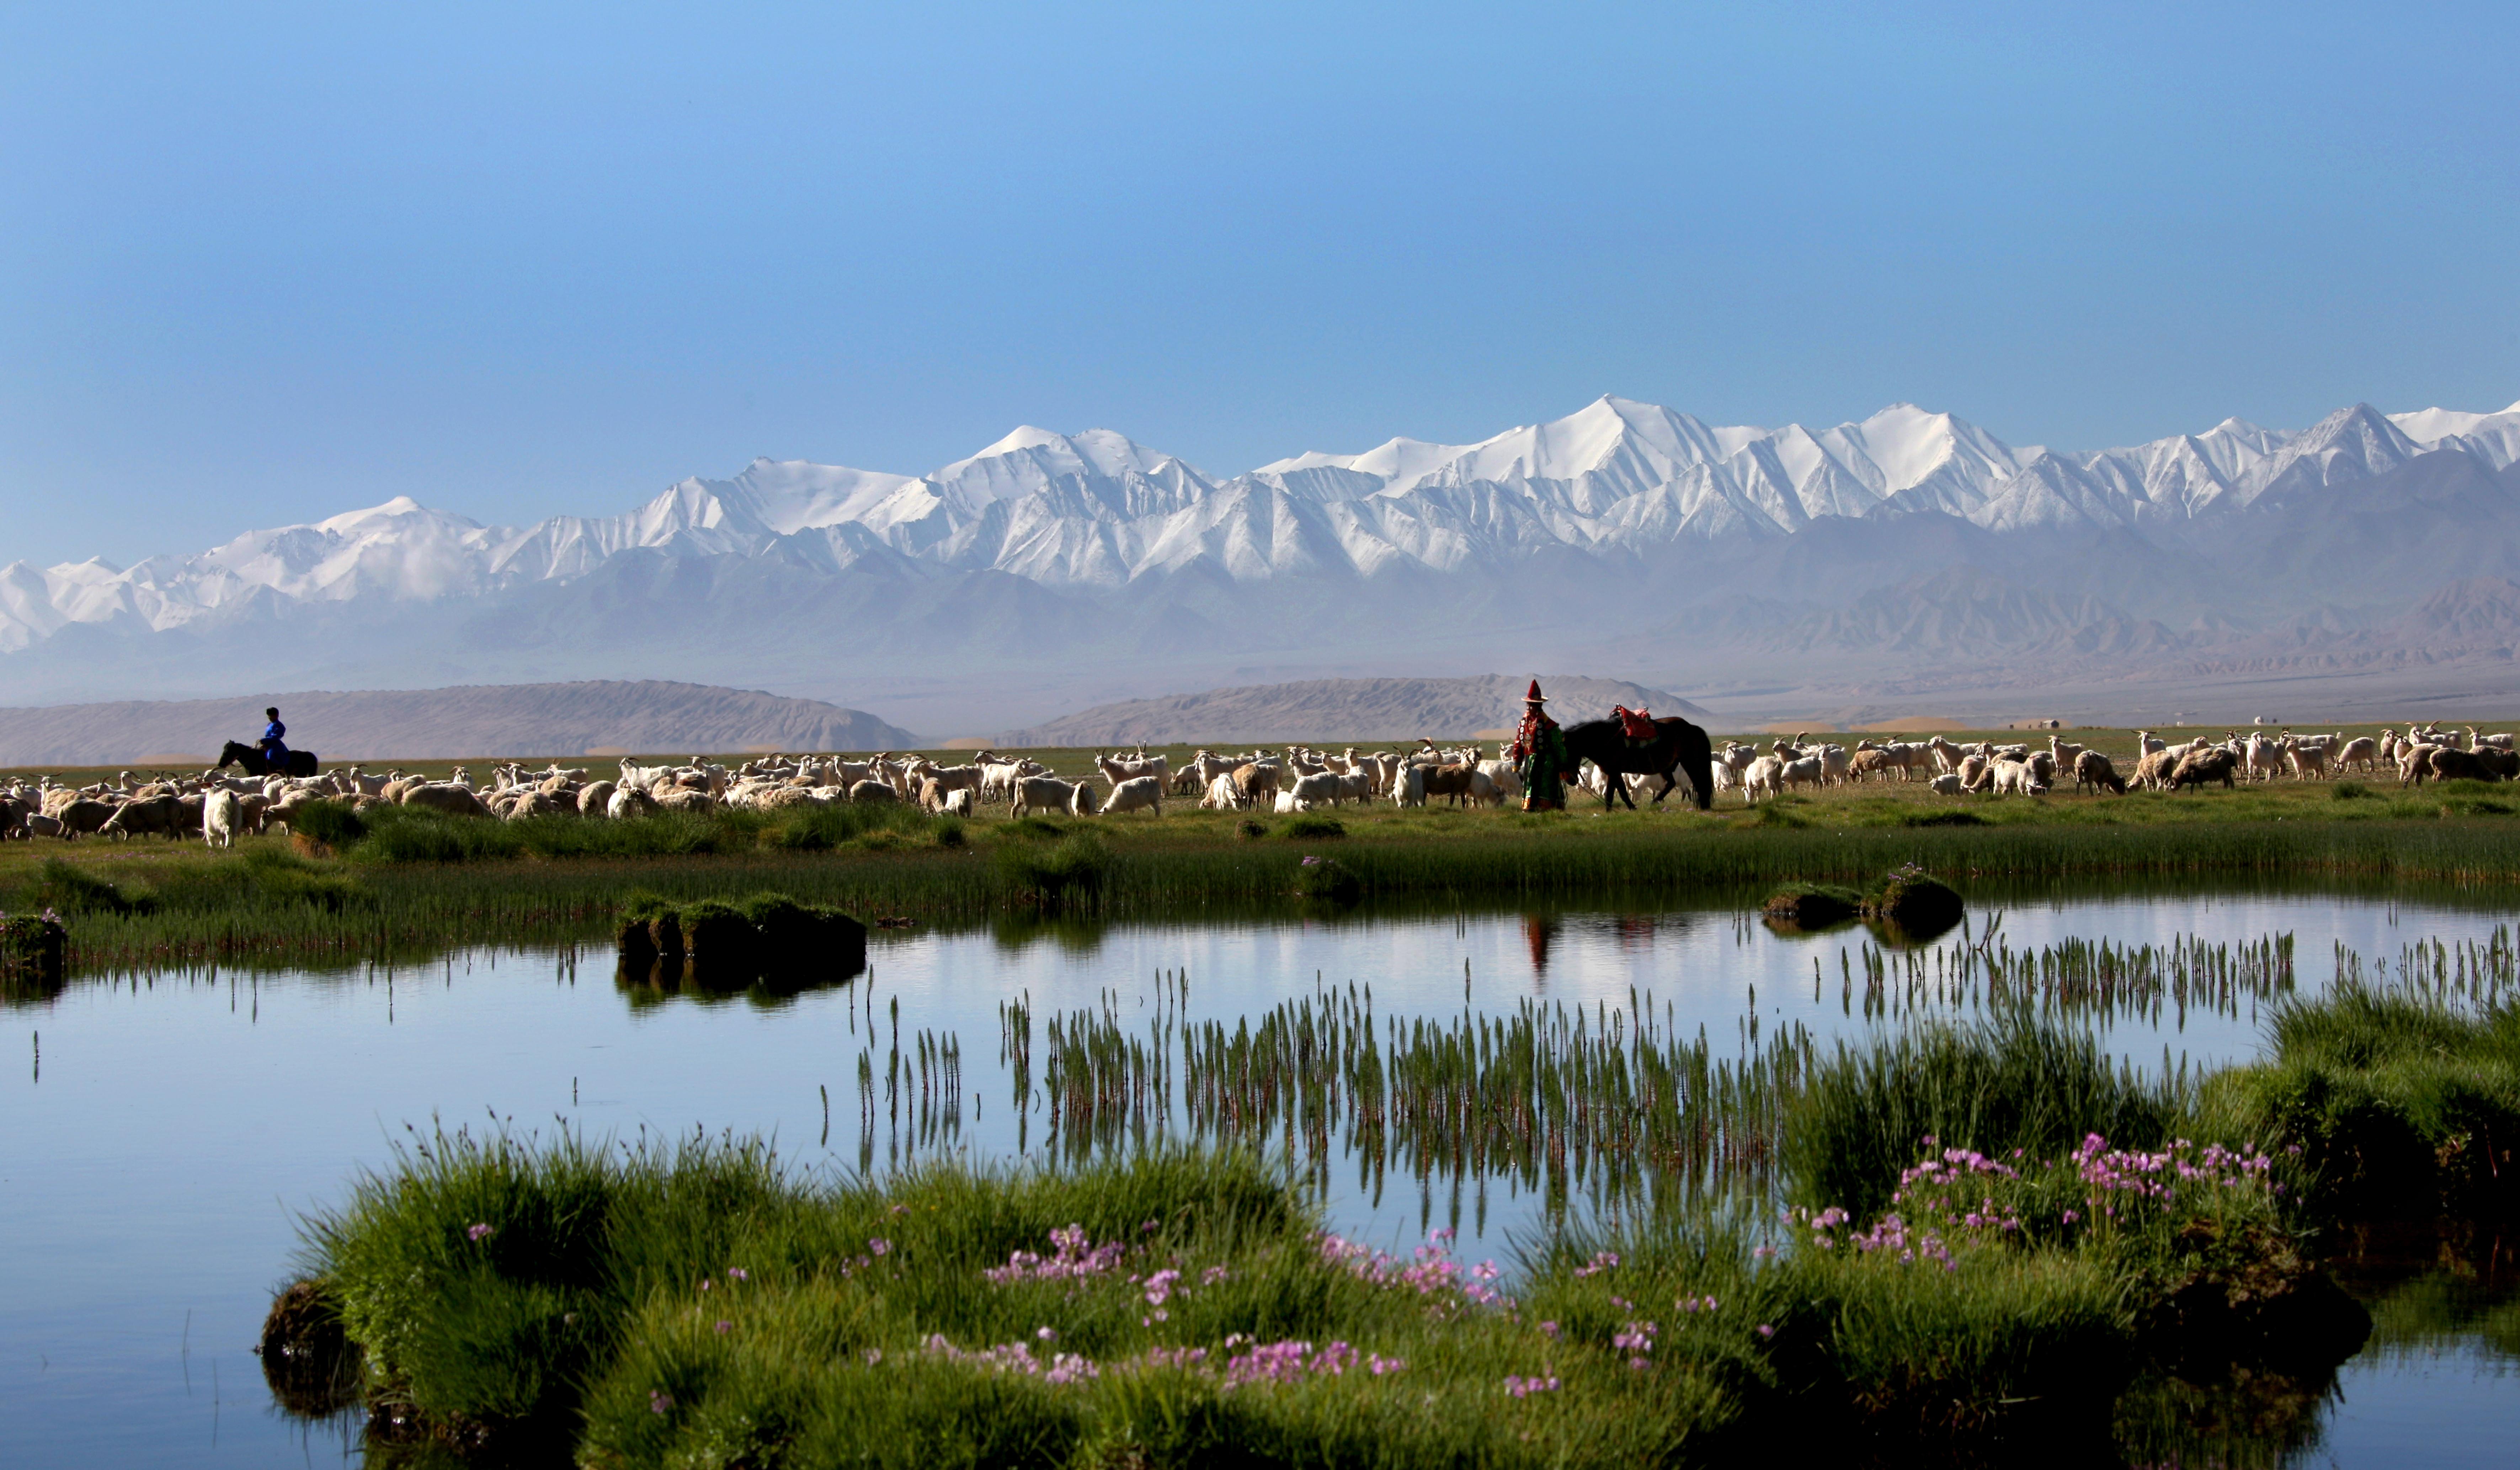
<box><xmin>1508</xmin><ymin>680</ymin><xmax>1573</xmax><ymax>811</ymax></box>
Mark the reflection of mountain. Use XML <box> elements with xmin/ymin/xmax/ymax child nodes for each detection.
<box><xmin>11</xmin><ymin>395</ymin><xmax>2520</xmax><ymax>728</ymax></box>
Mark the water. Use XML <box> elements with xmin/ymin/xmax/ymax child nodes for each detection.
<box><xmin>4</xmin><ymin>884</ymin><xmax>2515</xmax><ymax>1466</ymax></box>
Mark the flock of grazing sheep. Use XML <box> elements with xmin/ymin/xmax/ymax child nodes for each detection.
<box><xmin>1713</xmin><ymin>723</ymin><xmax>2516</xmax><ymax>802</ymax></box>
<box><xmin>3</xmin><ymin>722</ymin><xmax>2514</xmax><ymax>847</ymax></box>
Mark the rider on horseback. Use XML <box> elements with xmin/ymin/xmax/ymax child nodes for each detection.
<box><xmin>258</xmin><ymin>707</ymin><xmax>289</xmax><ymax>772</ymax></box>
<box><xmin>1507</xmin><ymin>680</ymin><xmax>1574</xmax><ymax>812</ymax></box>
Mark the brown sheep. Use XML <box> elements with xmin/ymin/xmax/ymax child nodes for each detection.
<box><xmin>1230</xmin><ymin>762</ymin><xmax>1280</xmax><ymax>807</ymax></box>
<box><xmin>1421</xmin><ymin>764</ymin><xmax>1479</xmax><ymax>806</ymax></box>
<box><xmin>100</xmin><ymin>794</ymin><xmax>186</xmax><ymax>840</ymax></box>
<box><xmin>405</xmin><ymin>784</ymin><xmax>492</xmax><ymax>818</ymax></box>
<box><xmin>2413</xmin><ymin>746</ymin><xmax>2500</xmax><ymax>785</ymax></box>
<box><xmin>2132</xmin><ymin>749</ymin><xmax>2180</xmax><ymax>789</ymax></box>
<box><xmin>56</xmin><ymin>798</ymin><xmax>116</xmax><ymax>837</ymax></box>
<box><xmin>2169</xmin><ymin>747</ymin><xmax>2238</xmax><ymax>792</ymax></box>
<box><xmin>2073</xmin><ymin>750</ymin><xmax>2126</xmax><ymax>795</ymax></box>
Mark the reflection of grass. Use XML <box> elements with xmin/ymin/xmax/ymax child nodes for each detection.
<box><xmin>2362</xmin><ymin>1269</ymin><xmax>2520</xmax><ymax>1358</ymax></box>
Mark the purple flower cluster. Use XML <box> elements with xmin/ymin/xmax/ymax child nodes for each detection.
<box><xmin>1315</xmin><ymin>1228</ymin><xmax>1510</xmax><ymax>1309</ymax></box>
<box><xmin>2073</xmin><ymin>1134</ymin><xmax>2275</xmax><ymax>1200</ymax></box>
<box><xmin>922</xmin><ymin>1333</ymin><xmax>1103</xmax><ymax>1385</ymax></box>
<box><xmin>1503</xmin><ymin>1374</ymin><xmax>1561</xmax><ymax>1397</ymax></box>
<box><xmin>984</xmin><ymin>1224</ymin><xmax>1126</xmax><ymax>1285</ymax></box>
<box><xmin>1787</xmin><ymin>1133</ymin><xmax>2287</xmax><ymax>1273</ymax></box>
<box><xmin>1218</xmin><ymin>1337</ymin><xmax>1404</xmax><ymax>1388</ymax></box>
<box><xmin>1612</xmin><ymin>1319</ymin><xmax>1658</xmax><ymax>1370</ymax></box>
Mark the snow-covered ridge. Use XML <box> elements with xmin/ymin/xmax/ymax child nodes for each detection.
<box><xmin>5</xmin><ymin>395</ymin><xmax>2517</xmax><ymax>653</ymax></box>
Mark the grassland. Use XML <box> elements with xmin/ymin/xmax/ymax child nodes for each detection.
<box><xmin>11</xmin><ymin>728</ymin><xmax>2520</xmax><ymax>976</ymax></box>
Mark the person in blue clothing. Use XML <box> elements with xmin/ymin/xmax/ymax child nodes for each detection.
<box><xmin>258</xmin><ymin>707</ymin><xmax>288</xmax><ymax>772</ymax></box>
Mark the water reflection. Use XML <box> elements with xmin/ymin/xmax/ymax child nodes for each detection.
<box><xmin>9</xmin><ymin>881</ymin><xmax>2520</xmax><ymax>1469</ymax></box>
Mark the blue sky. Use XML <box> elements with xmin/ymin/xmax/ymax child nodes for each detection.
<box><xmin>3</xmin><ymin>2</ymin><xmax>2515</xmax><ymax>566</ymax></box>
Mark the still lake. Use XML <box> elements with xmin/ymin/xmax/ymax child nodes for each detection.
<box><xmin>5</xmin><ymin>882</ymin><xmax>2515</xmax><ymax>1467</ymax></box>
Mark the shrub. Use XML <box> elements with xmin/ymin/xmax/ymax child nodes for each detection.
<box><xmin>994</xmin><ymin>834</ymin><xmax>1110</xmax><ymax>904</ymax></box>
<box><xmin>1277</xmin><ymin>815</ymin><xmax>1346</xmax><ymax>840</ymax></box>
<box><xmin>286</xmin><ymin>799</ymin><xmax>369</xmax><ymax>852</ymax></box>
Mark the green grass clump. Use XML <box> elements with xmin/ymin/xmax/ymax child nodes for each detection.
<box><xmin>2216</xmin><ymin>983</ymin><xmax>2520</xmax><ymax>1215</ymax></box>
<box><xmin>1762</xmin><ymin>881</ymin><xmax>1863</xmax><ymax>927</ymax></box>
<box><xmin>1784</xmin><ymin>1020</ymin><xmax>2181</xmax><ymax>1219</ymax></box>
<box><xmin>291</xmin><ymin>1113</ymin><xmax>2348</xmax><ymax>1467</ymax></box>
<box><xmin>994</xmin><ymin>834</ymin><xmax>1110</xmax><ymax>904</ymax></box>
<box><xmin>1276</xmin><ymin>814</ymin><xmax>1346</xmax><ymax>840</ymax></box>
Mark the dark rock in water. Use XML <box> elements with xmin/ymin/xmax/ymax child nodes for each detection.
<box><xmin>616</xmin><ymin>892</ymin><xmax>866</xmax><ymax>994</ymax></box>
<box><xmin>259</xmin><ymin>1279</ymin><xmax>359</xmax><ymax>1417</ymax></box>
<box><xmin>1762</xmin><ymin>884</ymin><xmax>1862</xmax><ymax>928</ymax></box>
<box><xmin>678</xmin><ymin>900</ymin><xmax>758</xmax><ymax>985</ymax></box>
<box><xmin>744</xmin><ymin>893</ymin><xmax>867</xmax><ymax>987</ymax></box>
<box><xmin>616</xmin><ymin>917</ymin><xmax>657</xmax><ymax>970</ymax></box>
<box><xmin>1864</xmin><ymin>869</ymin><xmax>1964</xmax><ymax>940</ymax></box>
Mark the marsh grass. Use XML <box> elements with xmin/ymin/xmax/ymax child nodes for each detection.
<box><xmin>15</xmin><ymin>800</ymin><xmax>2520</xmax><ymax>972</ymax></box>
<box><xmin>2217</xmin><ymin>965</ymin><xmax>2520</xmax><ymax>1216</ymax></box>
<box><xmin>1782</xmin><ymin>1021</ymin><xmax>2186</xmax><ymax>1219</ymax></box>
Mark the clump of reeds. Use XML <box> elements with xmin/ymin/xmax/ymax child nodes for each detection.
<box><xmin>2216</xmin><ymin>971</ymin><xmax>2520</xmax><ymax>1215</ymax></box>
<box><xmin>1782</xmin><ymin>1019</ymin><xmax>2185</xmax><ymax>1219</ymax></box>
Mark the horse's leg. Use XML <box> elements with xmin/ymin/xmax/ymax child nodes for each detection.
<box><xmin>1607</xmin><ymin>770</ymin><xmax>1632</xmax><ymax>810</ymax></box>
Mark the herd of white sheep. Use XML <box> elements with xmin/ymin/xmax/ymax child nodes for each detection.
<box><xmin>1713</xmin><ymin>723</ymin><xmax>2517</xmax><ymax>802</ymax></box>
<box><xmin>4</xmin><ymin>722</ymin><xmax>2514</xmax><ymax>847</ymax></box>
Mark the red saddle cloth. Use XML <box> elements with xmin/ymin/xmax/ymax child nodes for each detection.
<box><xmin>1613</xmin><ymin>705</ymin><xmax>1656</xmax><ymax>741</ymax></box>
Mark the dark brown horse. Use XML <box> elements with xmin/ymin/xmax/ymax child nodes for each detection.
<box><xmin>1559</xmin><ymin>715</ymin><xmax>1714</xmax><ymax>811</ymax></box>
<box><xmin>216</xmin><ymin>740</ymin><xmax>319</xmax><ymax>778</ymax></box>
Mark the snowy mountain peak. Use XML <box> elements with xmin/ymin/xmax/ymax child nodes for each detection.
<box><xmin>13</xmin><ymin>393</ymin><xmax>2520</xmax><ymax>668</ymax></box>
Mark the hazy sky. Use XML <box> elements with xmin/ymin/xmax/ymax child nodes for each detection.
<box><xmin>4</xmin><ymin>2</ymin><xmax>2516</xmax><ymax>567</ymax></box>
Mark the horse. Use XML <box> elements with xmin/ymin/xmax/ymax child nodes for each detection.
<box><xmin>215</xmin><ymin>740</ymin><xmax>319</xmax><ymax>779</ymax></box>
<box><xmin>1559</xmin><ymin>715</ymin><xmax>1714</xmax><ymax>812</ymax></box>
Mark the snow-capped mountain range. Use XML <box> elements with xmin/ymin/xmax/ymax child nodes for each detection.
<box><xmin>9</xmin><ymin>395</ymin><xmax>2520</xmax><ymax>730</ymax></box>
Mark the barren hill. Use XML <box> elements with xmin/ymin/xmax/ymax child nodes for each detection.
<box><xmin>0</xmin><ymin>681</ymin><xmax>919</xmax><ymax>767</ymax></box>
<box><xmin>997</xmin><ymin>675</ymin><xmax>1715</xmax><ymax>747</ymax></box>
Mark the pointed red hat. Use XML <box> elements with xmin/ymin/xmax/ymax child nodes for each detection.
<box><xmin>1524</xmin><ymin>679</ymin><xmax>1546</xmax><ymax>703</ymax></box>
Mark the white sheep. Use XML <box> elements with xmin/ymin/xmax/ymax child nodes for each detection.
<box><xmin>1287</xmin><ymin>771</ymin><xmax>1345</xmax><ymax>809</ymax></box>
<box><xmin>1104</xmin><ymin>776</ymin><xmax>1164</xmax><ymax>816</ymax></box>
<box><xmin>202</xmin><ymin>788</ymin><xmax>241</xmax><ymax>849</ymax></box>
<box><xmin>1928</xmin><ymin>773</ymin><xmax>1964</xmax><ymax>796</ymax></box>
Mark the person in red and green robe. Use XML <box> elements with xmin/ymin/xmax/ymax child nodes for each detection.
<box><xmin>1508</xmin><ymin>680</ymin><xmax>1573</xmax><ymax>811</ymax></box>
